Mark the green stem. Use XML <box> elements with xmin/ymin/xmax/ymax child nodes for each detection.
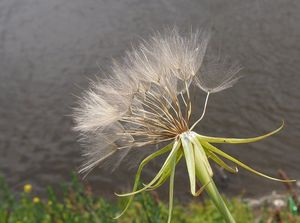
<box><xmin>192</xmin><ymin>138</ymin><xmax>236</xmax><ymax>223</ymax></box>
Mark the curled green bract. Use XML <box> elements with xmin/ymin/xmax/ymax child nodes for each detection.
<box><xmin>115</xmin><ymin>122</ymin><xmax>295</xmax><ymax>223</ymax></box>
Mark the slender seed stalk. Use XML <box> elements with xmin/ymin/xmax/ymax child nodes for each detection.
<box><xmin>190</xmin><ymin>92</ymin><xmax>210</xmax><ymax>130</ymax></box>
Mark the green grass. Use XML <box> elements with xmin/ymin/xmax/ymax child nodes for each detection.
<box><xmin>0</xmin><ymin>174</ymin><xmax>299</xmax><ymax>223</ymax></box>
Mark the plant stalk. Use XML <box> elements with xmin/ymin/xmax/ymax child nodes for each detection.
<box><xmin>192</xmin><ymin>138</ymin><xmax>236</xmax><ymax>223</ymax></box>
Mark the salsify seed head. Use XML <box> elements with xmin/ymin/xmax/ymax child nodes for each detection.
<box><xmin>73</xmin><ymin>27</ymin><xmax>241</xmax><ymax>173</ymax></box>
<box><xmin>73</xmin><ymin>27</ymin><xmax>294</xmax><ymax>223</ymax></box>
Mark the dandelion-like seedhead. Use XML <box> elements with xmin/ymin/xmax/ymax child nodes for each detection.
<box><xmin>73</xmin><ymin>27</ymin><xmax>294</xmax><ymax>223</ymax></box>
<box><xmin>73</xmin><ymin>28</ymin><xmax>235</xmax><ymax>171</ymax></box>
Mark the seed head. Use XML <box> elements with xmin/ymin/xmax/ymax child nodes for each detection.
<box><xmin>73</xmin><ymin>28</ymin><xmax>240</xmax><ymax>173</ymax></box>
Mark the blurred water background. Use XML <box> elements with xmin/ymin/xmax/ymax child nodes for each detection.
<box><xmin>0</xmin><ymin>0</ymin><xmax>299</xmax><ymax>200</ymax></box>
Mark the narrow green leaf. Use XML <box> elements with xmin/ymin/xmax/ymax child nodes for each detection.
<box><xmin>181</xmin><ymin>133</ymin><xmax>197</xmax><ymax>196</ymax></box>
<box><xmin>114</xmin><ymin>141</ymin><xmax>173</xmax><ymax>219</ymax></box>
<box><xmin>191</xmin><ymin>133</ymin><xmax>213</xmax><ymax>177</ymax></box>
<box><xmin>115</xmin><ymin>140</ymin><xmax>181</xmax><ymax>197</ymax></box>
<box><xmin>197</xmin><ymin>121</ymin><xmax>284</xmax><ymax>144</ymax></box>
<box><xmin>201</xmin><ymin>141</ymin><xmax>295</xmax><ymax>183</ymax></box>
<box><xmin>205</xmin><ymin>149</ymin><xmax>238</xmax><ymax>174</ymax></box>
<box><xmin>147</xmin><ymin>150</ymin><xmax>183</xmax><ymax>190</ymax></box>
<box><xmin>167</xmin><ymin>150</ymin><xmax>177</xmax><ymax>223</ymax></box>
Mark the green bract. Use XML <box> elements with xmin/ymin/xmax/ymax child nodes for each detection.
<box><xmin>115</xmin><ymin>122</ymin><xmax>294</xmax><ymax>223</ymax></box>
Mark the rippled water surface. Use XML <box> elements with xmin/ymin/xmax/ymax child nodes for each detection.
<box><xmin>0</xmin><ymin>0</ymin><xmax>299</xmax><ymax>199</ymax></box>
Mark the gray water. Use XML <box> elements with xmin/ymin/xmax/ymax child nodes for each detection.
<box><xmin>0</xmin><ymin>0</ymin><xmax>299</xmax><ymax>200</ymax></box>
